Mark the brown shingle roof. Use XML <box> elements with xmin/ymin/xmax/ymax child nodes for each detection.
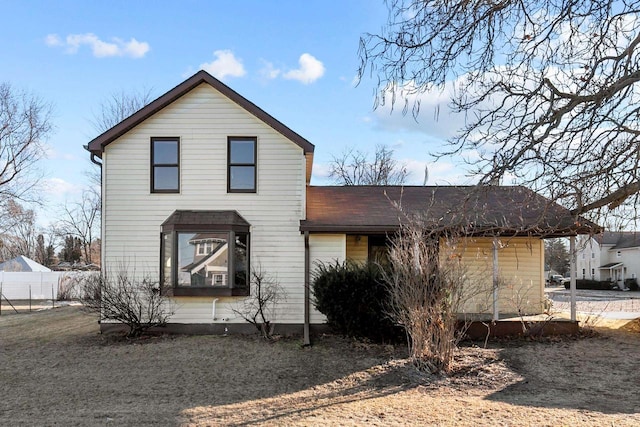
<box><xmin>87</xmin><ymin>70</ymin><xmax>314</xmax><ymax>156</ymax></box>
<box><xmin>301</xmin><ymin>185</ymin><xmax>599</xmax><ymax>236</ymax></box>
<box><xmin>161</xmin><ymin>210</ymin><xmax>250</xmax><ymax>232</ymax></box>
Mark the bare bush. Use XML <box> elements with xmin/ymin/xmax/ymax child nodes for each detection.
<box><xmin>384</xmin><ymin>219</ymin><xmax>475</xmax><ymax>374</ymax></box>
<box><xmin>80</xmin><ymin>268</ymin><xmax>174</xmax><ymax>338</ymax></box>
<box><xmin>233</xmin><ymin>266</ymin><xmax>284</xmax><ymax>340</ymax></box>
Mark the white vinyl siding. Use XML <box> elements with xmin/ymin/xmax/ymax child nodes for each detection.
<box><xmin>308</xmin><ymin>234</ymin><xmax>346</xmax><ymax>323</ymax></box>
<box><xmin>103</xmin><ymin>83</ymin><xmax>306</xmax><ymax>324</ymax></box>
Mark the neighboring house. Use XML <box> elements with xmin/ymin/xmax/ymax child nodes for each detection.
<box><xmin>0</xmin><ymin>256</ymin><xmax>52</xmax><ymax>272</ymax></box>
<box><xmin>87</xmin><ymin>70</ymin><xmax>596</xmax><ymax>336</ymax></box>
<box><xmin>577</xmin><ymin>232</ymin><xmax>640</xmax><ymax>288</ymax></box>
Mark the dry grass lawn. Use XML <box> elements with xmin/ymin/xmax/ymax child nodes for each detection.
<box><xmin>1</xmin><ymin>307</ymin><xmax>640</xmax><ymax>426</ymax></box>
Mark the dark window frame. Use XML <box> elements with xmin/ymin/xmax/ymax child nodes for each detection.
<box><xmin>151</xmin><ymin>137</ymin><xmax>180</xmax><ymax>193</ymax></box>
<box><xmin>160</xmin><ymin>219</ymin><xmax>250</xmax><ymax>297</ymax></box>
<box><xmin>227</xmin><ymin>136</ymin><xmax>257</xmax><ymax>193</ymax></box>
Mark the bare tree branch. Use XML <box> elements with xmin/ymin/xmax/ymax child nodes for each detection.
<box><xmin>359</xmin><ymin>0</ymin><xmax>640</xmax><ymax>227</ymax></box>
<box><xmin>0</xmin><ymin>83</ymin><xmax>52</xmax><ymax>202</ymax></box>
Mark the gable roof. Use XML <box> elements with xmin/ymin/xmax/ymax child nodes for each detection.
<box><xmin>301</xmin><ymin>185</ymin><xmax>599</xmax><ymax>237</ymax></box>
<box><xmin>596</xmin><ymin>231</ymin><xmax>640</xmax><ymax>249</ymax></box>
<box><xmin>87</xmin><ymin>70</ymin><xmax>314</xmax><ymax>157</ymax></box>
<box><xmin>0</xmin><ymin>255</ymin><xmax>52</xmax><ymax>272</ymax></box>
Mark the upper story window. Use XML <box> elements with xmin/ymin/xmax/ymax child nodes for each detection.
<box><xmin>228</xmin><ymin>137</ymin><xmax>256</xmax><ymax>193</ymax></box>
<box><xmin>151</xmin><ymin>137</ymin><xmax>180</xmax><ymax>193</ymax></box>
<box><xmin>617</xmin><ymin>251</ymin><xmax>621</xmax><ymax>258</ymax></box>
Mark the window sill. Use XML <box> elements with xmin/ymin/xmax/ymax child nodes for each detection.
<box><xmin>172</xmin><ymin>287</ymin><xmax>250</xmax><ymax>297</ymax></box>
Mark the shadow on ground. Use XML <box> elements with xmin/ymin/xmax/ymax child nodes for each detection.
<box><xmin>486</xmin><ymin>324</ymin><xmax>640</xmax><ymax>414</ymax></box>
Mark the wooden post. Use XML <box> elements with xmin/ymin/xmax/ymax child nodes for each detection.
<box><xmin>570</xmin><ymin>236</ymin><xmax>577</xmax><ymax>322</ymax></box>
<box><xmin>29</xmin><ymin>285</ymin><xmax>32</xmax><ymax>313</ymax></box>
<box><xmin>493</xmin><ymin>237</ymin><xmax>499</xmax><ymax>321</ymax></box>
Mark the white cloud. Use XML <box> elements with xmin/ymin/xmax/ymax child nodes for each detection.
<box><xmin>44</xmin><ymin>34</ymin><xmax>62</xmax><ymax>46</ymax></box>
<box><xmin>43</xmin><ymin>178</ymin><xmax>83</xmax><ymax>198</ymax></box>
<box><xmin>258</xmin><ymin>60</ymin><xmax>281</xmax><ymax>80</ymax></box>
<box><xmin>283</xmin><ymin>53</ymin><xmax>325</xmax><ymax>84</ymax></box>
<box><xmin>200</xmin><ymin>50</ymin><xmax>246</xmax><ymax>80</ymax></box>
<box><xmin>372</xmin><ymin>80</ymin><xmax>461</xmax><ymax>139</ymax></box>
<box><xmin>45</xmin><ymin>33</ymin><xmax>150</xmax><ymax>58</ymax></box>
<box><xmin>310</xmin><ymin>162</ymin><xmax>332</xmax><ymax>185</ymax></box>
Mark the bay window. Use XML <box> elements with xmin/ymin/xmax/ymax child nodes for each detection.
<box><xmin>161</xmin><ymin>210</ymin><xmax>250</xmax><ymax>296</ymax></box>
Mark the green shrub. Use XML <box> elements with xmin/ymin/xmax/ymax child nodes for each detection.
<box><xmin>312</xmin><ymin>260</ymin><xmax>402</xmax><ymax>343</ymax></box>
<box><xmin>625</xmin><ymin>278</ymin><xmax>639</xmax><ymax>291</ymax></box>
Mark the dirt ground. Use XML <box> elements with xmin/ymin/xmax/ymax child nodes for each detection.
<box><xmin>1</xmin><ymin>307</ymin><xmax>639</xmax><ymax>426</ymax></box>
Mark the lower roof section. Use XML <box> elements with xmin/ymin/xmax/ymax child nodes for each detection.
<box><xmin>300</xmin><ymin>185</ymin><xmax>600</xmax><ymax>237</ymax></box>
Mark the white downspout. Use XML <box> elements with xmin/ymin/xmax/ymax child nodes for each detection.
<box><xmin>212</xmin><ymin>298</ymin><xmax>219</xmax><ymax>321</ymax></box>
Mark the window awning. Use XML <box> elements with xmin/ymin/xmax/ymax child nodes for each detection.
<box><xmin>161</xmin><ymin>210</ymin><xmax>250</xmax><ymax>232</ymax></box>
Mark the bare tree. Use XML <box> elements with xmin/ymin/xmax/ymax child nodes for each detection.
<box><xmin>0</xmin><ymin>83</ymin><xmax>52</xmax><ymax>204</ymax></box>
<box><xmin>329</xmin><ymin>144</ymin><xmax>408</xmax><ymax>185</ymax></box>
<box><xmin>359</xmin><ymin>1</ymin><xmax>640</xmax><ymax>226</ymax></box>
<box><xmin>90</xmin><ymin>88</ymin><xmax>154</xmax><ymax>134</ymax></box>
<box><xmin>0</xmin><ymin>200</ymin><xmax>38</xmax><ymax>260</ymax></box>
<box><xmin>85</xmin><ymin>88</ymin><xmax>154</xmax><ymax>216</ymax></box>
<box><xmin>232</xmin><ymin>266</ymin><xmax>285</xmax><ymax>340</ymax></box>
<box><xmin>57</xmin><ymin>190</ymin><xmax>100</xmax><ymax>264</ymax></box>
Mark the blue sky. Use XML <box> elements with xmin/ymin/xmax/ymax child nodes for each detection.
<box><xmin>2</xmin><ymin>0</ymin><xmax>468</xmax><ymax>222</ymax></box>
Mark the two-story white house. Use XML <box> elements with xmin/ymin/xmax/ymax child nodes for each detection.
<box><xmin>87</xmin><ymin>71</ymin><xmax>597</xmax><ymax>339</ymax></box>
<box><xmin>577</xmin><ymin>232</ymin><xmax>640</xmax><ymax>288</ymax></box>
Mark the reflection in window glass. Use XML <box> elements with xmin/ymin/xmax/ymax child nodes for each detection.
<box><xmin>235</xmin><ymin>233</ymin><xmax>248</xmax><ymax>289</ymax></box>
<box><xmin>229</xmin><ymin>166</ymin><xmax>255</xmax><ymax>190</ymax></box>
<box><xmin>154</xmin><ymin>167</ymin><xmax>179</xmax><ymax>191</ymax></box>
<box><xmin>230</xmin><ymin>139</ymin><xmax>255</xmax><ymax>163</ymax></box>
<box><xmin>162</xmin><ymin>232</ymin><xmax>173</xmax><ymax>286</ymax></box>
<box><xmin>153</xmin><ymin>140</ymin><xmax>178</xmax><ymax>163</ymax></box>
<box><xmin>177</xmin><ymin>232</ymin><xmax>228</xmax><ymax>287</ymax></box>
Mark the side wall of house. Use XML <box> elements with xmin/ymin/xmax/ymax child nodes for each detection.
<box><xmin>103</xmin><ymin>83</ymin><xmax>306</xmax><ymax>324</ymax></box>
<box><xmin>617</xmin><ymin>247</ymin><xmax>640</xmax><ymax>283</ymax></box>
<box><xmin>308</xmin><ymin>234</ymin><xmax>346</xmax><ymax>323</ymax></box>
<box><xmin>456</xmin><ymin>237</ymin><xmax>545</xmax><ymax>316</ymax></box>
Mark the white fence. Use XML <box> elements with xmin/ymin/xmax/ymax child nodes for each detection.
<box><xmin>0</xmin><ymin>271</ymin><xmax>93</xmax><ymax>300</ymax></box>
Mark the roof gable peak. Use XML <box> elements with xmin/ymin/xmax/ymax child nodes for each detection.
<box><xmin>87</xmin><ymin>70</ymin><xmax>314</xmax><ymax>157</ymax></box>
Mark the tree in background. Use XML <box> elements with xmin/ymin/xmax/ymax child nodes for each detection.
<box><xmin>0</xmin><ymin>200</ymin><xmax>38</xmax><ymax>261</ymax></box>
<box><xmin>359</xmin><ymin>1</ymin><xmax>640</xmax><ymax>227</ymax></box>
<box><xmin>329</xmin><ymin>144</ymin><xmax>408</xmax><ymax>185</ymax></box>
<box><xmin>90</xmin><ymin>88</ymin><xmax>154</xmax><ymax>134</ymax></box>
<box><xmin>84</xmin><ymin>88</ymin><xmax>154</xmax><ymax>239</ymax></box>
<box><xmin>545</xmin><ymin>238</ymin><xmax>570</xmax><ymax>276</ymax></box>
<box><xmin>58</xmin><ymin>236</ymin><xmax>83</xmax><ymax>264</ymax></box>
<box><xmin>34</xmin><ymin>234</ymin><xmax>56</xmax><ymax>268</ymax></box>
<box><xmin>57</xmin><ymin>190</ymin><xmax>100</xmax><ymax>264</ymax></box>
<box><xmin>0</xmin><ymin>83</ymin><xmax>53</xmax><ymax>203</ymax></box>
